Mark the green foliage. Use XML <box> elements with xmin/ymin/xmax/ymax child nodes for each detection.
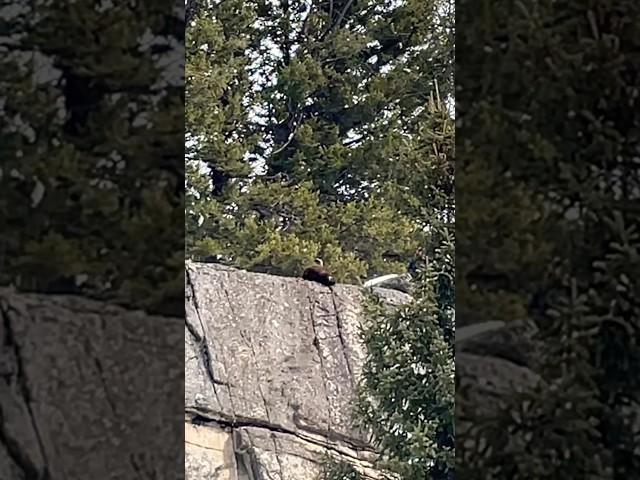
<box><xmin>191</xmin><ymin>179</ymin><xmax>419</xmax><ymax>281</ymax></box>
<box><xmin>186</xmin><ymin>3</ymin><xmax>259</xmax><ymax>253</ymax></box>
<box><xmin>0</xmin><ymin>2</ymin><xmax>183</xmax><ymax>314</ymax></box>
<box><xmin>358</xmin><ymin>229</ymin><xmax>454</xmax><ymax>480</ymax></box>
<box><xmin>187</xmin><ymin>2</ymin><xmax>455</xmax><ymax>479</ymax></box>
<box><xmin>256</xmin><ymin>0</ymin><xmax>454</xmax><ymax>200</ymax></box>
<box><xmin>317</xmin><ymin>458</ymin><xmax>365</xmax><ymax>480</ymax></box>
<box><xmin>458</xmin><ymin>0</ymin><xmax>640</xmax><ymax>478</ymax></box>
<box><xmin>186</xmin><ymin>0</ymin><xmax>454</xmax><ymax>283</ymax></box>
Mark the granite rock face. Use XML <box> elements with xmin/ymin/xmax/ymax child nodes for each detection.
<box><xmin>0</xmin><ymin>261</ymin><xmax>549</xmax><ymax>479</ymax></box>
<box><xmin>185</xmin><ymin>261</ymin><xmax>411</xmax><ymax>480</ymax></box>
<box><xmin>0</xmin><ymin>264</ymin><xmax>406</xmax><ymax>480</ymax></box>
<box><xmin>0</xmin><ymin>288</ymin><xmax>184</xmax><ymax>479</ymax></box>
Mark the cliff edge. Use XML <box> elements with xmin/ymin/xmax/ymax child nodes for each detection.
<box><xmin>185</xmin><ymin>261</ymin><xmax>411</xmax><ymax>480</ymax></box>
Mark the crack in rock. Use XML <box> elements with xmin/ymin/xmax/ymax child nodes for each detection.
<box><xmin>220</xmin><ymin>284</ymin><xmax>286</xmax><ymax>480</ymax></box>
<box><xmin>0</xmin><ymin>300</ymin><xmax>50</xmax><ymax>480</ymax></box>
<box><xmin>305</xmin><ymin>292</ymin><xmax>332</xmax><ymax>438</ymax></box>
<box><xmin>189</xmin><ymin>410</ymin><xmax>376</xmax><ymax>463</ymax></box>
<box><xmin>186</xmin><ymin>267</ymin><xmax>228</xmax><ymax>410</ymax></box>
<box><xmin>329</xmin><ymin>289</ymin><xmax>355</xmax><ymax>389</ymax></box>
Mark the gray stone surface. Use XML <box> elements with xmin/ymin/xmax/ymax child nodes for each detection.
<box><xmin>185</xmin><ymin>261</ymin><xmax>403</xmax><ymax>480</ymax></box>
<box><xmin>0</xmin><ymin>261</ymin><xmax>546</xmax><ymax>480</ymax></box>
<box><xmin>458</xmin><ymin>318</ymin><xmax>540</xmax><ymax>367</ymax></box>
<box><xmin>0</xmin><ymin>288</ymin><xmax>183</xmax><ymax>479</ymax></box>
<box><xmin>456</xmin><ymin>320</ymin><xmax>544</xmax><ymax>461</ymax></box>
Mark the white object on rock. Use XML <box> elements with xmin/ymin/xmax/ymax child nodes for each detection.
<box><xmin>457</xmin><ymin>321</ymin><xmax>506</xmax><ymax>343</ymax></box>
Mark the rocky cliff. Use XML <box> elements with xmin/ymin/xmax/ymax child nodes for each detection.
<box><xmin>0</xmin><ymin>288</ymin><xmax>184</xmax><ymax>479</ymax></box>
<box><xmin>185</xmin><ymin>261</ymin><xmax>411</xmax><ymax>480</ymax></box>
<box><xmin>0</xmin><ymin>262</ymin><xmax>544</xmax><ymax>479</ymax></box>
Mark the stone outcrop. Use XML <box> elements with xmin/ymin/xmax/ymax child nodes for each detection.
<box><xmin>0</xmin><ymin>288</ymin><xmax>184</xmax><ymax>479</ymax></box>
<box><xmin>185</xmin><ymin>261</ymin><xmax>411</xmax><ymax>480</ymax></box>
<box><xmin>0</xmin><ymin>260</ymin><xmax>549</xmax><ymax>479</ymax></box>
<box><xmin>456</xmin><ymin>318</ymin><xmax>543</xmax><ymax>459</ymax></box>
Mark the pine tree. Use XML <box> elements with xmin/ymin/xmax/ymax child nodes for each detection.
<box><xmin>185</xmin><ymin>1</ymin><xmax>258</xmax><ymax>253</ymax></box>
<box><xmin>359</xmin><ymin>227</ymin><xmax>455</xmax><ymax>480</ymax></box>
<box><xmin>1</xmin><ymin>2</ymin><xmax>184</xmax><ymax>314</ymax></box>
<box><xmin>187</xmin><ymin>3</ymin><xmax>456</xmax><ymax>479</ymax></box>
<box><xmin>253</xmin><ymin>0</ymin><xmax>454</xmax><ymax>200</ymax></box>
<box><xmin>458</xmin><ymin>0</ymin><xmax>640</xmax><ymax>478</ymax></box>
<box><xmin>187</xmin><ymin>0</ymin><xmax>454</xmax><ymax>283</ymax></box>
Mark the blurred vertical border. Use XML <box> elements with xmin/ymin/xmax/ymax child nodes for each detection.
<box><xmin>457</xmin><ymin>1</ymin><xmax>640</xmax><ymax>478</ymax></box>
<box><xmin>0</xmin><ymin>0</ymin><xmax>185</xmax><ymax>478</ymax></box>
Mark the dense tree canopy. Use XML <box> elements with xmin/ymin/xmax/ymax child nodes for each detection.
<box><xmin>0</xmin><ymin>2</ymin><xmax>184</xmax><ymax>315</ymax></box>
<box><xmin>458</xmin><ymin>0</ymin><xmax>640</xmax><ymax>478</ymax></box>
<box><xmin>186</xmin><ymin>0</ymin><xmax>454</xmax><ymax>282</ymax></box>
<box><xmin>358</xmin><ymin>218</ymin><xmax>454</xmax><ymax>480</ymax></box>
<box><xmin>187</xmin><ymin>1</ymin><xmax>455</xmax><ymax>479</ymax></box>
